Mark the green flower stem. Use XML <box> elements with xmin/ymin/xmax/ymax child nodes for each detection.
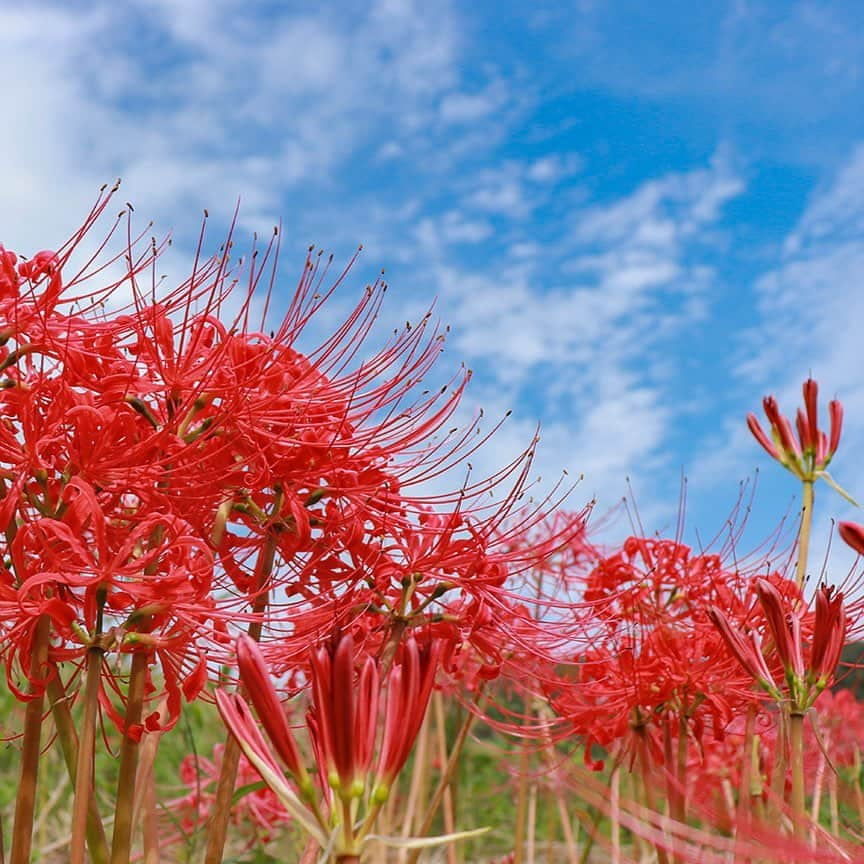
<box><xmin>789</xmin><ymin>711</ymin><xmax>807</xmax><ymax>843</ymax></box>
<box><xmin>795</xmin><ymin>480</ymin><xmax>814</xmax><ymax>590</ymax></box>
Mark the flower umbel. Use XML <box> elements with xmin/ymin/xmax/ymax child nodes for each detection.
<box><xmin>747</xmin><ymin>378</ymin><xmax>852</xmax><ymax>500</ymax></box>
<box><xmin>709</xmin><ymin>578</ymin><xmax>847</xmax><ymax>713</ymax></box>
<box><xmin>217</xmin><ymin>633</ymin><xmax>484</xmax><ymax>860</ymax></box>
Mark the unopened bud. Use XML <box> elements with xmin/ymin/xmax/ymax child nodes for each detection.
<box><xmin>371</xmin><ymin>783</ymin><xmax>390</xmax><ymax>804</ymax></box>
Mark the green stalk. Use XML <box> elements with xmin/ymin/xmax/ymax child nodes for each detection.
<box><xmin>795</xmin><ymin>480</ymin><xmax>814</xmax><ymax>590</ymax></box>
<box><xmin>10</xmin><ymin>615</ymin><xmax>50</xmax><ymax>864</ymax></box>
<box><xmin>513</xmin><ymin>740</ymin><xmax>530</xmax><ymax>864</ymax></box>
<box><xmin>829</xmin><ymin>769</ymin><xmax>839</xmax><ymax>836</ymax></box>
<box><xmin>110</xmin><ymin>651</ymin><xmax>150</xmax><ymax>864</ymax></box>
<box><xmin>789</xmin><ymin>711</ymin><xmax>807</xmax><ymax>843</ymax></box>
<box><xmin>576</xmin><ymin>805</ymin><xmax>601</xmax><ymax>864</ymax></box>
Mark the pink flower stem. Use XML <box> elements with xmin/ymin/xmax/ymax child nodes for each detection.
<box><xmin>71</xmin><ymin>629</ymin><xmax>107</xmax><ymax>864</ymax></box>
<box><xmin>735</xmin><ymin>703</ymin><xmax>759</xmax><ymax>855</ymax></box>
<box><xmin>432</xmin><ymin>693</ymin><xmax>457</xmax><ymax>864</ymax></box>
<box><xmin>636</xmin><ymin>728</ymin><xmax>670</xmax><ymax>864</ymax></box>
<box><xmin>664</xmin><ymin>716</ymin><xmax>689</xmax><ymax>864</ymax></box>
<box><xmin>142</xmin><ymin>770</ymin><xmax>159</xmax><ymax>864</ymax></box>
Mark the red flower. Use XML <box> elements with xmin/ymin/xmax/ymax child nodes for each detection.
<box><xmin>375</xmin><ymin>636</ymin><xmax>440</xmax><ymax>789</ymax></box>
<box><xmin>747</xmin><ymin>378</ymin><xmax>844</xmax><ymax>479</ymax></box>
<box><xmin>809</xmin><ymin>584</ymin><xmax>846</xmax><ymax>687</ymax></box>
<box><xmin>707</xmin><ymin>577</ymin><xmax>847</xmax><ymax>711</ymax></box>
<box><xmin>236</xmin><ymin>634</ymin><xmax>307</xmax><ymax>785</ymax></box>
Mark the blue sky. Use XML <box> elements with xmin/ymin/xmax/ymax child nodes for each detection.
<box><xmin>3</xmin><ymin>0</ymin><xmax>864</xmax><ymax>563</ymax></box>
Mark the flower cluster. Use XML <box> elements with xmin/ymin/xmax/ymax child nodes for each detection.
<box><xmin>217</xmin><ymin>632</ymin><xmax>464</xmax><ymax>858</ymax></box>
<box><xmin>3</xmin><ymin>194</ymin><xmax>862</xmax><ymax>864</ymax></box>
<box><xmin>708</xmin><ymin>580</ymin><xmax>847</xmax><ymax>711</ymax></box>
<box><xmin>747</xmin><ymin>378</ymin><xmax>843</xmax><ymax>481</ymax></box>
<box><xmin>1</xmin><ymin>193</ymin><xmax>588</xmax><ymax>864</ymax></box>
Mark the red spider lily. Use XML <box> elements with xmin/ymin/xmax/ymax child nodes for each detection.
<box><xmin>549</xmin><ymin>528</ymin><xmax>814</xmax><ymax>784</ymax></box>
<box><xmin>809</xmin><ymin>584</ymin><xmax>847</xmax><ymax>686</ymax></box>
<box><xmin>217</xmin><ymin>631</ymin><xmax>481</xmax><ymax>859</ymax></box>
<box><xmin>807</xmin><ymin>689</ymin><xmax>864</xmax><ymax>769</ymax></box>
<box><xmin>556</xmin><ymin>619</ymin><xmax>742</xmax><ymax>771</ymax></box>
<box><xmin>236</xmin><ymin>634</ymin><xmax>307</xmax><ymax>783</ymax></box>
<box><xmin>583</xmin><ymin>537</ymin><xmax>750</xmax><ymax>628</ymax></box>
<box><xmin>706</xmin><ymin>606</ymin><xmax>782</xmax><ymax>699</ymax></box>
<box><xmin>0</xmin><ymin>201</ymin><xmax>466</xmax><ymax>695</ymax></box>
<box><xmin>374</xmin><ymin>636</ymin><xmax>440</xmax><ymax>789</ymax></box>
<box><xmin>709</xmin><ymin>579</ymin><xmax>847</xmax><ymax>712</ymax></box>
<box><xmin>307</xmin><ymin>633</ymin><xmax>371</xmax><ymax>796</ymax></box>
<box><xmin>305</xmin><ymin>632</ymin><xmax>442</xmax><ymax>800</ymax></box>
<box><xmin>226</xmin><ymin>632</ymin><xmax>447</xmax><ymax>802</ymax></box>
<box><xmin>0</xmin><ymin>244</ymin><xmax>19</xmax><ymax>298</ymax></box>
<box><xmin>1</xmin><ymin>475</ymin><xmax>217</xmax><ymax>727</ymax></box>
<box><xmin>4</xmin><ymin>195</ymin><xmax>593</xmax><ymax>864</ymax></box>
<box><xmin>167</xmin><ymin>743</ymin><xmax>293</xmax><ymax>851</ymax></box>
<box><xmin>747</xmin><ymin>379</ymin><xmax>849</xmax><ymax>495</ymax></box>
<box><xmin>214</xmin><ymin>688</ymin><xmax>329</xmax><ymax>846</ymax></box>
<box><xmin>1</xmin><ymin>197</ymin><xmax>591</xmax><ymax>720</ymax></box>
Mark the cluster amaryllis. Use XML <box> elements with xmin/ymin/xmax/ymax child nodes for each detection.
<box><xmin>0</xmin><ymin>189</ymin><xmax>590</xmax><ymax>864</ymax></box>
<box><xmin>551</xmin><ymin>537</ymin><xmax>757</xmax><ymax>754</ymax></box>
<box><xmin>7</xmin><ymin>190</ymin><xmax>861</xmax><ymax>864</ymax></box>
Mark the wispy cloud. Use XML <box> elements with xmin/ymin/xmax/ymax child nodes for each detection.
<box><xmin>382</xmin><ymin>152</ymin><xmax>746</xmax><ymax>520</ymax></box>
<box><xmin>1</xmin><ymin>0</ymin><xmax>861</xmax><ymax>548</ymax></box>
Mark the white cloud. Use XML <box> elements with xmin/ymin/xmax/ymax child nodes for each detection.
<box><xmin>0</xmin><ymin>2</ymin><xmax>764</xmax><ymax>543</ymax></box>
<box><xmin>381</xmin><ymin>154</ymin><xmax>746</xmax><ymax>518</ymax></box>
<box><xmin>527</xmin><ymin>153</ymin><xmax>583</xmax><ymax>183</ymax></box>
<box><xmin>439</xmin><ymin>80</ymin><xmax>509</xmax><ymax>124</ymax></box>
<box><xmin>0</xmin><ymin>0</ymin><xmax>464</xmax><ymax>251</ymax></box>
<box><xmin>467</xmin><ymin>179</ymin><xmax>528</xmax><ymax>217</ymax></box>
